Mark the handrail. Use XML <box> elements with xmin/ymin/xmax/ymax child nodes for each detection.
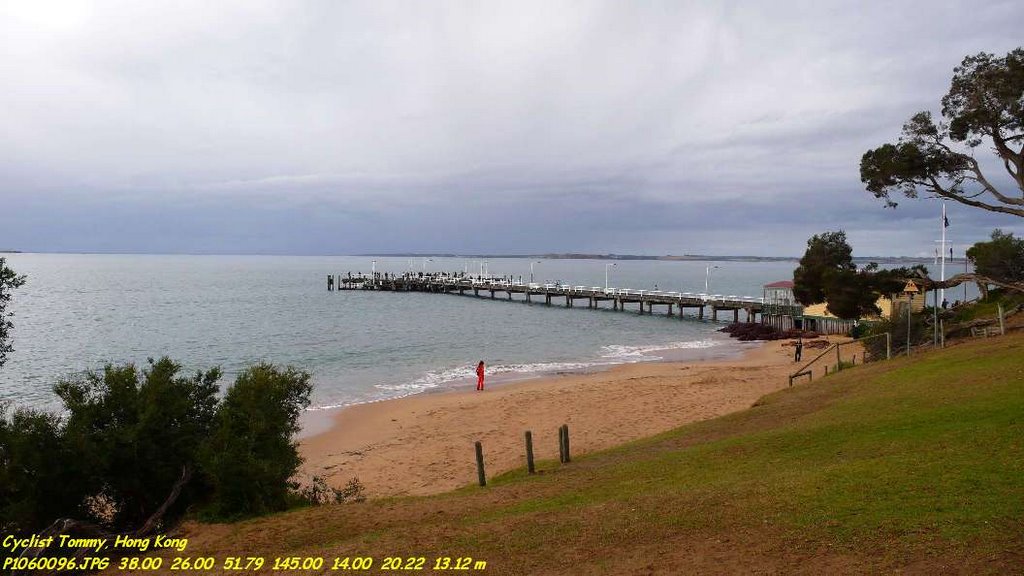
<box><xmin>788</xmin><ymin>333</ymin><xmax>892</xmax><ymax>387</ymax></box>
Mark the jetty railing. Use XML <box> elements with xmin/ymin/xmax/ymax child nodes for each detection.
<box><xmin>329</xmin><ymin>271</ymin><xmax>771</xmax><ymax>322</ymax></box>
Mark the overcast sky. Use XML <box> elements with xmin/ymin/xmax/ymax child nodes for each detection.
<box><xmin>1</xmin><ymin>0</ymin><xmax>1021</xmax><ymax>257</ymax></box>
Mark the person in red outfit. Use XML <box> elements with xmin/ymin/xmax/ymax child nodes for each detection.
<box><xmin>476</xmin><ymin>360</ymin><xmax>485</xmax><ymax>391</ymax></box>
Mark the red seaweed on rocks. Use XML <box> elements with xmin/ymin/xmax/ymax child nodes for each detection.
<box><xmin>718</xmin><ymin>323</ymin><xmax>818</xmax><ymax>341</ymax></box>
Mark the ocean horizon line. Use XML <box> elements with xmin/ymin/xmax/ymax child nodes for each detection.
<box><xmin>2</xmin><ymin>251</ymin><xmax>960</xmax><ymax>262</ymax></box>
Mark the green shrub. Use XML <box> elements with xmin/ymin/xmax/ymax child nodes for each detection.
<box><xmin>296</xmin><ymin>476</ymin><xmax>366</xmax><ymax>506</ymax></box>
<box><xmin>55</xmin><ymin>358</ymin><xmax>221</xmax><ymax>529</ymax></box>
<box><xmin>863</xmin><ymin>313</ymin><xmax>928</xmax><ymax>360</ymax></box>
<box><xmin>0</xmin><ymin>405</ymin><xmax>83</xmax><ymax>534</ymax></box>
<box><xmin>967</xmin><ymin>229</ymin><xmax>1024</xmax><ymax>284</ymax></box>
<box><xmin>0</xmin><ymin>359</ymin><xmax>312</xmax><ymax>535</ymax></box>
<box><xmin>849</xmin><ymin>322</ymin><xmax>872</xmax><ymax>339</ymax></box>
<box><xmin>200</xmin><ymin>364</ymin><xmax>312</xmax><ymax>519</ymax></box>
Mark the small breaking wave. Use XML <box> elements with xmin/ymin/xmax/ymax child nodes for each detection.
<box><xmin>375</xmin><ymin>360</ymin><xmax>606</xmax><ymax>392</ymax></box>
<box><xmin>307</xmin><ymin>338</ymin><xmax>725</xmax><ymax>411</ymax></box>
<box><xmin>376</xmin><ymin>338</ymin><xmax>721</xmax><ymax>393</ymax></box>
<box><xmin>600</xmin><ymin>339</ymin><xmax>718</xmax><ymax>360</ymax></box>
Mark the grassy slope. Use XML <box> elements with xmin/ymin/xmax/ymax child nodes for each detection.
<box><xmin>157</xmin><ymin>334</ymin><xmax>1024</xmax><ymax>575</ymax></box>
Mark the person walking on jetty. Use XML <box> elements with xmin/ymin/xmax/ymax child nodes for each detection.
<box><xmin>476</xmin><ymin>360</ymin><xmax>486</xmax><ymax>391</ymax></box>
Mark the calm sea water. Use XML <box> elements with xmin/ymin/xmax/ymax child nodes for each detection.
<box><xmin>2</xmin><ymin>254</ymin><xmax>805</xmax><ymax>414</ymax></box>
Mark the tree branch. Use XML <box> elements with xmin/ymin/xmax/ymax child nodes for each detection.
<box><xmin>963</xmin><ymin>155</ymin><xmax>1024</xmax><ymax>205</ymax></box>
<box><xmin>990</xmin><ymin>126</ymin><xmax>1024</xmax><ymax>191</ymax></box>
<box><xmin>915</xmin><ymin>272</ymin><xmax>1024</xmax><ymax>293</ymax></box>
<box><xmin>928</xmin><ymin>176</ymin><xmax>1024</xmax><ymax>216</ymax></box>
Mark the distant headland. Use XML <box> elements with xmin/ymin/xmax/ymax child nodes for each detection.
<box><xmin>357</xmin><ymin>252</ymin><xmax>953</xmax><ymax>264</ymax></box>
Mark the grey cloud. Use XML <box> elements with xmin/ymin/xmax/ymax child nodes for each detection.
<box><xmin>1</xmin><ymin>0</ymin><xmax>1022</xmax><ymax>256</ymax></box>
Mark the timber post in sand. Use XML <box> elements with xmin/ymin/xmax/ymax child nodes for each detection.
<box><xmin>563</xmin><ymin>424</ymin><xmax>571</xmax><ymax>463</ymax></box>
<box><xmin>475</xmin><ymin>441</ymin><xmax>486</xmax><ymax>487</ymax></box>
<box><xmin>558</xmin><ymin>424</ymin><xmax>571</xmax><ymax>464</ymax></box>
<box><xmin>525</xmin><ymin>431</ymin><xmax>536</xmax><ymax>474</ymax></box>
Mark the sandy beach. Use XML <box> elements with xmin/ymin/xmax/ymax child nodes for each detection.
<box><xmin>299</xmin><ymin>338</ymin><xmax>821</xmax><ymax>498</ymax></box>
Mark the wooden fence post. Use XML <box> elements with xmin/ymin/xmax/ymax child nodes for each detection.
<box><xmin>558</xmin><ymin>426</ymin><xmax>566</xmax><ymax>463</ymax></box>
<box><xmin>475</xmin><ymin>441</ymin><xmax>486</xmax><ymax>487</ymax></box>
<box><xmin>563</xmin><ymin>424</ymin><xmax>571</xmax><ymax>463</ymax></box>
<box><xmin>525</xmin><ymin>431</ymin><xmax>535</xmax><ymax>475</ymax></box>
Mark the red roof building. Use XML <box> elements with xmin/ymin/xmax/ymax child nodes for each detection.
<box><xmin>763</xmin><ymin>280</ymin><xmax>795</xmax><ymax>305</ymax></box>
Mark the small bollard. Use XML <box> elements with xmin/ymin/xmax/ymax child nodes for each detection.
<box><xmin>475</xmin><ymin>441</ymin><xmax>486</xmax><ymax>487</ymax></box>
<box><xmin>525</xmin><ymin>431</ymin><xmax>536</xmax><ymax>474</ymax></box>
<box><xmin>558</xmin><ymin>426</ymin><xmax>566</xmax><ymax>463</ymax></box>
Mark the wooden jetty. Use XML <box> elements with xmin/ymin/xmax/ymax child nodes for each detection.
<box><xmin>328</xmin><ymin>272</ymin><xmax>775</xmax><ymax>323</ymax></box>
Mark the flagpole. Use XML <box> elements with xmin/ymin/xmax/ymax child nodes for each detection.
<box><xmin>964</xmin><ymin>246</ymin><xmax>968</xmax><ymax>303</ymax></box>
<box><xmin>940</xmin><ymin>202</ymin><xmax>947</xmax><ymax>304</ymax></box>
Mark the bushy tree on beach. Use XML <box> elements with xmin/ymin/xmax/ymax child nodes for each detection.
<box><xmin>0</xmin><ymin>359</ymin><xmax>312</xmax><ymax>537</ymax></box>
<box><xmin>55</xmin><ymin>358</ymin><xmax>222</xmax><ymax>528</ymax></box>
<box><xmin>0</xmin><ymin>405</ymin><xmax>83</xmax><ymax>535</ymax></box>
<box><xmin>860</xmin><ymin>48</ymin><xmax>1024</xmax><ymax>217</ymax></box>
<box><xmin>967</xmin><ymin>229</ymin><xmax>1024</xmax><ymax>284</ymax></box>
<box><xmin>0</xmin><ymin>257</ymin><xmax>27</xmax><ymax>370</ymax></box>
<box><xmin>792</xmin><ymin>231</ymin><xmax>856</xmax><ymax>306</ymax></box>
<box><xmin>200</xmin><ymin>364</ymin><xmax>313</xmax><ymax>518</ymax></box>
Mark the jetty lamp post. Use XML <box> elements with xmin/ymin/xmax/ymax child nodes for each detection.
<box><xmin>605</xmin><ymin>262</ymin><xmax>616</xmax><ymax>290</ymax></box>
<box><xmin>705</xmin><ymin>265</ymin><xmax>719</xmax><ymax>297</ymax></box>
<box><xmin>371</xmin><ymin>260</ymin><xmax>377</xmax><ymax>287</ymax></box>
<box><xmin>530</xmin><ymin>261</ymin><xmax>541</xmax><ymax>284</ymax></box>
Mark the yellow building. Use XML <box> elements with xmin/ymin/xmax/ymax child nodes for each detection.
<box><xmin>761</xmin><ymin>280</ymin><xmax>929</xmax><ymax>335</ymax></box>
<box><xmin>802</xmin><ymin>292</ymin><xmax>926</xmax><ymax>328</ymax></box>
